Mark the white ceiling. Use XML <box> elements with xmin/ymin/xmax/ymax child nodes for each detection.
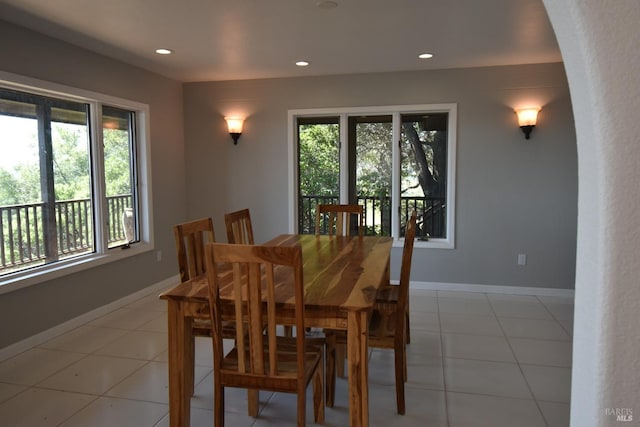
<box><xmin>0</xmin><ymin>0</ymin><xmax>561</xmax><ymax>82</ymax></box>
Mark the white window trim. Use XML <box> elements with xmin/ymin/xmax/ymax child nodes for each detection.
<box><xmin>287</xmin><ymin>103</ymin><xmax>457</xmax><ymax>249</ymax></box>
<box><xmin>0</xmin><ymin>71</ymin><xmax>154</xmax><ymax>294</ymax></box>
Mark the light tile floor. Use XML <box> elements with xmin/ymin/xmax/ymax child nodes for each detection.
<box><xmin>0</xmin><ymin>288</ymin><xmax>574</xmax><ymax>426</ymax></box>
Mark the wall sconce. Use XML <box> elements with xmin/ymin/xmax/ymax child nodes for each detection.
<box><xmin>515</xmin><ymin>108</ymin><xmax>540</xmax><ymax>140</ymax></box>
<box><xmin>225</xmin><ymin>117</ymin><xmax>244</xmax><ymax>145</ymax></box>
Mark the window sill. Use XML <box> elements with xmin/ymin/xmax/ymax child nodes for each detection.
<box><xmin>0</xmin><ymin>242</ymin><xmax>154</xmax><ymax>295</ymax></box>
<box><xmin>393</xmin><ymin>238</ymin><xmax>454</xmax><ymax>250</ymax></box>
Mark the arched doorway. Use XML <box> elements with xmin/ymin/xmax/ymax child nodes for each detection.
<box><xmin>542</xmin><ymin>1</ymin><xmax>640</xmax><ymax>425</ymax></box>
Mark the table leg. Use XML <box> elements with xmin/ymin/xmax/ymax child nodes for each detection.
<box><xmin>347</xmin><ymin>310</ymin><xmax>369</xmax><ymax>427</ymax></box>
<box><xmin>167</xmin><ymin>300</ymin><xmax>192</xmax><ymax>427</ymax></box>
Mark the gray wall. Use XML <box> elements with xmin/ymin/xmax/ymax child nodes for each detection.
<box><xmin>0</xmin><ymin>21</ymin><xmax>186</xmax><ymax>347</ymax></box>
<box><xmin>0</xmin><ymin>19</ymin><xmax>577</xmax><ymax>348</ymax></box>
<box><xmin>183</xmin><ymin>63</ymin><xmax>577</xmax><ymax>289</ymax></box>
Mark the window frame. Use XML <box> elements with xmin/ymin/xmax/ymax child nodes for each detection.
<box><xmin>288</xmin><ymin>103</ymin><xmax>457</xmax><ymax>249</ymax></box>
<box><xmin>0</xmin><ymin>71</ymin><xmax>154</xmax><ymax>294</ymax></box>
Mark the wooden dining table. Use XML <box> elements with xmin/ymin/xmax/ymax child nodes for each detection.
<box><xmin>159</xmin><ymin>233</ymin><xmax>393</xmax><ymax>427</ymax></box>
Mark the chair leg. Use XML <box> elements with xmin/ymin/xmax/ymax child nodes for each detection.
<box><xmin>405</xmin><ymin>310</ymin><xmax>411</xmax><ymax>345</ymax></box>
<box><xmin>297</xmin><ymin>390</ymin><xmax>306</xmax><ymax>427</ymax></box>
<box><xmin>403</xmin><ymin>344</ymin><xmax>408</xmax><ymax>382</ymax></box>
<box><xmin>215</xmin><ymin>384</ymin><xmax>225</xmax><ymax>427</ymax></box>
<box><xmin>187</xmin><ymin>337</ymin><xmax>196</xmax><ymax>395</ymax></box>
<box><xmin>336</xmin><ymin>343</ymin><xmax>346</xmax><ymax>378</ymax></box>
<box><xmin>248</xmin><ymin>389</ymin><xmax>259</xmax><ymax>416</ymax></box>
<box><xmin>394</xmin><ymin>347</ymin><xmax>406</xmax><ymax>415</ymax></box>
<box><xmin>325</xmin><ymin>333</ymin><xmax>336</xmax><ymax>407</ymax></box>
<box><xmin>313</xmin><ymin>359</ymin><xmax>325</xmax><ymax>423</ymax></box>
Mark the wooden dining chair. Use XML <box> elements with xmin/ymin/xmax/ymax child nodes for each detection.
<box><xmin>327</xmin><ymin>211</ymin><xmax>416</xmax><ymax>414</ymax></box>
<box><xmin>174</xmin><ymin>217</ymin><xmax>215</xmax><ymax>283</ymax></box>
<box><xmin>205</xmin><ymin>243</ymin><xmax>325</xmax><ymax>427</ymax></box>
<box><xmin>224</xmin><ymin>208</ymin><xmax>255</xmax><ymax>244</ymax></box>
<box><xmin>379</xmin><ymin>215</ymin><xmax>415</xmax><ymax>345</ymax></box>
<box><xmin>315</xmin><ymin>204</ymin><xmax>364</xmax><ymax>381</ymax></box>
<box><xmin>225</xmin><ymin>207</ymin><xmax>295</xmax><ymax>341</ymax></box>
<box><xmin>315</xmin><ymin>204</ymin><xmax>364</xmax><ymax>237</ymax></box>
<box><xmin>173</xmin><ymin>218</ymin><xmax>219</xmax><ymax>395</ymax></box>
<box><xmin>174</xmin><ymin>218</ymin><xmax>246</xmax><ymax>398</ymax></box>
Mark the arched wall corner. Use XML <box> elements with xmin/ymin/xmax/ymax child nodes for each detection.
<box><xmin>543</xmin><ymin>0</ymin><xmax>640</xmax><ymax>426</ymax></box>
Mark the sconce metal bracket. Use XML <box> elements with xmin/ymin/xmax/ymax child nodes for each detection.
<box><xmin>520</xmin><ymin>125</ymin><xmax>535</xmax><ymax>140</ymax></box>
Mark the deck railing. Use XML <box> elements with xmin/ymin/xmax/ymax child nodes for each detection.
<box><xmin>3</xmin><ymin>194</ymin><xmax>444</xmax><ymax>273</ymax></box>
<box><xmin>298</xmin><ymin>195</ymin><xmax>446</xmax><ymax>239</ymax></box>
<box><xmin>1</xmin><ymin>195</ymin><xmax>132</xmax><ymax>272</ymax></box>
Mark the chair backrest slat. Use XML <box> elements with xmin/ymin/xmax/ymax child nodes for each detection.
<box><xmin>315</xmin><ymin>204</ymin><xmax>364</xmax><ymax>237</ymax></box>
<box><xmin>265</xmin><ymin>265</ymin><xmax>278</xmax><ymax>376</ymax></box>
<box><xmin>247</xmin><ymin>261</ymin><xmax>265</xmax><ymax>374</ymax></box>
<box><xmin>232</xmin><ymin>262</ymin><xmax>247</xmax><ymax>373</ymax></box>
<box><xmin>225</xmin><ymin>209</ymin><xmax>255</xmax><ymax>244</ymax></box>
<box><xmin>173</xmin><ymin>218</ymin><xmax>215</xmax><ymax>283</ymax></box>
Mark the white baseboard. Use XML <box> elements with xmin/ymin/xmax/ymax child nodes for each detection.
<box><xmin>406</xmin><ymin>280</ymin><xmax>575</xmax><ymax>298</ymax></box>
<box><xmin>0</xmin><ymin>275</ymin><xmax>179</xmax><ymax>363</ymax></box>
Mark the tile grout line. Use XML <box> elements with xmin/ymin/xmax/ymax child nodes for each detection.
<box><xmin>535</xmin><ymin>294</ymin><xmax>574</xmax><ymax>337</ymax></box>
<box><xmin>434</xmin><ymin>290</ymin><xmax>451</xmax><ymax>427</ymax></box>
<box><xmin>48</xmin><ymin>305</ymin><xmax>169</xmax><ymax>426</ymax></box>
<box><xmin>489</xmin><ymin>295</ymin><xmax>551</xmax><ymax>427</ymax></box>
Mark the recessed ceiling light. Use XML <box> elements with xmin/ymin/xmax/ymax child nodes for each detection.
<box><xmin>418</xmin><ymin>53</ymin><xmax>434</xmax><ymax>59</ymax></box>
<box><xmin>155</xmin><ymin>48</ymin><xmax>173</xmax><ymax>55</ymax></box>
<box><xmin>317</xmin><ymin>1</ymin><xmax>338</xmax><ymax>9</ymax></box>
<box><xmin>296</xmin><ymin>60</ymin><xmax>310</xmax><ymax>67</ymax></box>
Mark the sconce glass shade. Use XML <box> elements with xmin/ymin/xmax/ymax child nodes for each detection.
<box><xmin>515</xmin><ymin>108</ymin><xmax>540</xmax><ymax>140</ymax></box>
<box><xmin>225</xmin><ymin>117</ymin><xmax>244</xmax><ymax>144</ymax></box>
<box><xmin>516</xmin><ymin>108</ymin><xmax>540</xmax><ymax>127</ymax></box>
<box><xmin>225</xmin><ymin>118</ymin><xmax>244</xmax><ymax>133</ymax></box>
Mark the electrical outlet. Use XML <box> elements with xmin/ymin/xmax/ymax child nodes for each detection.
<box><xmin>517</xmin><ymin>253</ymin><xmax>526</xmax><ymax>266</ymax></box>
<box><xmin>156</xmin><ymin>250</ymin><xmax>162</xmax><ymax>262</ymax></box>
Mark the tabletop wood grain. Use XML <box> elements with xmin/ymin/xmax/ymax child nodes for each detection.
<box><xmin>160</xmin><ymin>234</ymin><xmax>392</xmax><ymax>313</ymax></box>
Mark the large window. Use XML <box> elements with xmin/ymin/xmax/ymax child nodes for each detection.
<box><xmin>0</xmin><ymin>73</ymin><xmax>152</xmax><ymax>289</ymax></box>
<box><xmin>291</xmin><ymin>104</ymin><xmax>456</xmax><ymax>248</ymax></box>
